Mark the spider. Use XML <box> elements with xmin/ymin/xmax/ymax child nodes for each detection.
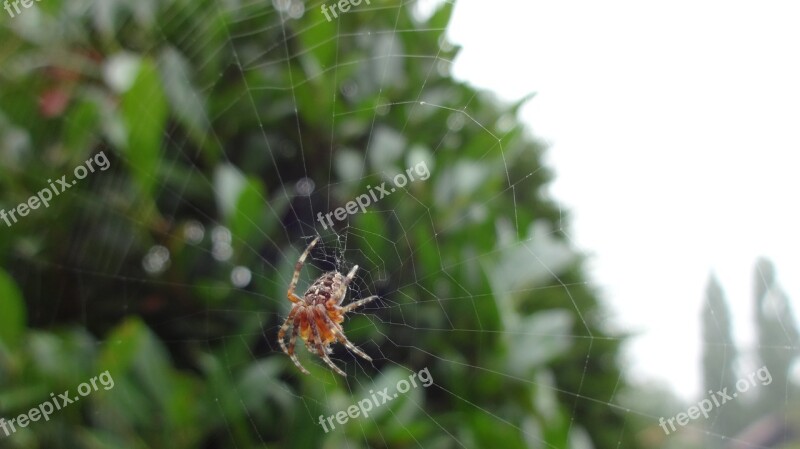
<box><xmin>278</xmin><ymin>236</ymin><xmax>378</xmax><ymax>377</ymax></box>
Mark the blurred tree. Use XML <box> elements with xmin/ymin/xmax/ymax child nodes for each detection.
<box><xmin>753</xmin><ymin>259</ymin><xmax>799</xmax><ymax>414</ymax></box>
<box><xmin>695</xmin><ymin>260</ymin><xmax>800</xmax><ymax>449</ymax></box>
<box><xmin>701</xmin><ymin>275</ymin><xmax>742</xmax><ymax>446</ymax></box>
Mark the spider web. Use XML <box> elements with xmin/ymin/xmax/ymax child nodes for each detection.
<box><xmin>4</xmin><ymin>0</ymin><xmax>799</xmax><ymax>448</ymax></box>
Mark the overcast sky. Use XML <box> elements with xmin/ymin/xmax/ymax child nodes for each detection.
<box><xmin>446</xmin><ymin>0</ymin><xmax>800</xmax><ymax>399</ymax></box>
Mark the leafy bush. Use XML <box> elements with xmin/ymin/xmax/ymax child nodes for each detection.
<box><xmin>0</xmin><ymin>1</ymin><xmax>641</xmax><ymax>447</ymax></box>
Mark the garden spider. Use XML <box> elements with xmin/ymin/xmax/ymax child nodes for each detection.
<box><xmin>278</xmin><ymin>237</ymin><xmax>378</xmax><ymax>377</ymax></box>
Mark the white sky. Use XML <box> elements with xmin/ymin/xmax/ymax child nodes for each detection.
<box><xmin>447</xmin><ymin>0</ymin><xmax>800</xmax><ymax>399</ymax></box>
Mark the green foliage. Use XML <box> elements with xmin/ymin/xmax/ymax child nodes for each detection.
<box><xmin>0</xmin><ymin>269</ymin><xmax>26</xmax><ymax>348</ymax></box>
<box><xmin>119</xmin><ymin>57</ymin><xmax>168</xmax><ymax>198</ymax></box>
<box><xmin>0</xmin><ymin>1</ymin><xmax>641</xmax><ymax>448</ymax></box>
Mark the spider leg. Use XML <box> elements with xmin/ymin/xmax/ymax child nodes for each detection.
<box><xmin>341</xmin><ymin>295</ymin><xmax>379</xmax><ymax>313</ymax></box>
<box><xmin>344</xmin><ymin>264</ymin><xmax>359</xmax><ymax>285</ymax></box>
<box><xmin>317</xmin><ymin>305</ymin><xmax>373</xmax><ymax>362</ymax></box>
<box><xmin>309</xmin><ymin>313</ymin><xmax>347</xmax><ymax>377</ymax></box>
<box><xmin>277</xmin><ymin>307</ymin><xmax>298</xmax><ymax>354</ymax></box>
<box><xmin>287</xmin><ymin>236</ymin><xmax>320</xmax><ymax>302</ymax></box>
<box><xmin>279</xmin><ymin>310</ymin><xmax>310</xmax><ymax>375</ymax></box>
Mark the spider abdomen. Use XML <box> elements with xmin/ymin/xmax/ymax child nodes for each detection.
<box><xmin>304</xmin><ymin>271</ymin><xmax>348</xmax><ymax>305</ymax></box>
<box><xmin>298</xmin><ymin>308</ymin><xmax>341</xmax><ymax>345</ymax></box>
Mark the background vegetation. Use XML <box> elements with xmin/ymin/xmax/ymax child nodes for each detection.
<box><xmin>2</xmin><ymin>1</ymin><xmax>796</xmax><ymax>448</ymax></box>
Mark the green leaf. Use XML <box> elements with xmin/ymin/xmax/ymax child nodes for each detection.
<box><xmin>508</xmin><ymin>310</ymin><xmax>573</xmax><ymax>374</ymax></box>
<box><xmin>96</xmin><ymin>318</ymin><xmax>184</xmax><ymax>433</ymax></box>
<box><xmin>0</xmin><ymin>268</ymin><xmax>26</xmax><ymax>348</ymax></box>
<box><xmin>213</xmin><ymin>163</ymin><xmax>246</xmax><ymax>220</ymax></box>
<box><xmin>368</xmin><ymin>126</ymin><xmax>407</xmax><ymax>174</ymax></box>
<box><xmin>29</xmin><ymin>329</ymin><xmax>96</xmax><ymax>384</ymax></box>
<box><xmin>0</xmin><ymin>384</ymin><xmax>50</xmax><ymax>411</ymax></box>
<box><xmin>98</xmin><ymin>318</ymin><xmax>172</xmax><ymax>401</ymax></box>
<box><xmin>119</xmin><ymin>58</ymin><xmax>168</xmax><ymax>196</ymax></box>
<box><xmin>468</xmin><ymin>409</ymin><xmax>529</xmax><ymax>449</ymax></box>
<box><xmin>428</xmin><ymin>0</ymin><xmax>455</xmax><ymax>29</ymax></box>
<box><xmin>353</xmin><ymin>367</ymin><xmax>410</xmax><ymax>424</ymax></box>
<box><xmin>353</xmin><ymin>210</ymin><xmax>389</xmax><ymax>256</ymax></box>
<box><xmin>64</xmin><ymin>98</ymin><xmax>100</xmax><ymax>152</ymax></box>
<box><xmin>297</xmin><ymin>3</ymin><xmax>339</xmax><ymax>68</ymax></box>
<box><xmin>193</xmin><ymin>279</ymin><xmax>233</xmax><ymax>304</ymax></box>
<box><xmin>229</xmin><ymin>177</ymin><xmax>268</xmax><ymax>251</ymax></box>
<box><xmin>76</xmin><ymin>428</ymin><xmax>147</xmax><ymax>449</ymax></box>
<box><xmin>158</xmin><ymin>47</ymin><xmax>208</xmax><ymax>141</ymax></box>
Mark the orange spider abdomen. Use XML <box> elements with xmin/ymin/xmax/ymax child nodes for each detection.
<box><xmin>314</xmin><ymin>310</ymin><xmax>337</xmax><ymax>344</ymax></box>
<box><xmin>298</xmin><ymin>308</ymin><xmax>339</xmax><ymax>345</ymax></box>
<box><xmin>299</xmin><ymin>314</ymin><xmax>311</xmax><ymax>341</ymax></box>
